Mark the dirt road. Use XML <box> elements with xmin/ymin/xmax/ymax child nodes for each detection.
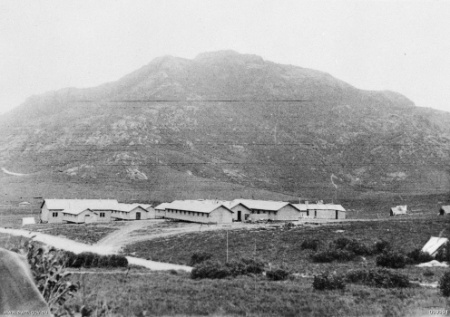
<box><xmin>0</xmin><ymin>227</ymin><xmax>192</xmax><ymax>272</ymax></box>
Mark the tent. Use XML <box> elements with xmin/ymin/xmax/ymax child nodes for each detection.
<box><xmin>390</xmin><ymin>205</ymin><xmax>407</xmax><ymax>216</ymax></box>
<box><xmin>440</xmin><ymin>206</ymin><xmax>450</xmax><ymax>216</ymax></box>
<box><xmin>421</xmin><ymin>236</ymin><xmax>449</xmax><ymax>256</ymax></box>
<box><xmin>22</xmin><ymin>217</ymin><xmax>36</xmax><ymax>226</ymax></box>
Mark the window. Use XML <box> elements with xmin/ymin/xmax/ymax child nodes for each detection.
<box><xmin>257</xmin><ymin>211</ymin><xmax>260</xmax><ymax>214</ymax></box>
<box><xmin>100</xmin><ymin>213</ymin><xmax>105</xmax><ymax>218</ymax></box>
<box><xmin>52</xmin><ymin>212</ymin><xmax>58</xmax><ymax>217</ymax></box>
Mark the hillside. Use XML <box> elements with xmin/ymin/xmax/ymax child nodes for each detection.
<box><xmin>1</xmin><ymin>50</ymin><xmax>450</xmax><ymax>203</ymax></box>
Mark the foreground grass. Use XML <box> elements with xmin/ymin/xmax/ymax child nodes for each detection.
<box><xmin>65</xmin><ymin>270</ymin><xmax>448</xmax><ymax>317</ymax></box>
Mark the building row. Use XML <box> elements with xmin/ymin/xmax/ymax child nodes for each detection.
<box><xmin>155</xmin><ymin>199</ymin><xmax>346</xmax><ymax>224</ymax></box>
<box><xmin>40</xmin><ymin>199</ymin><xmax>155</xmax><ymax>224</ymax></box>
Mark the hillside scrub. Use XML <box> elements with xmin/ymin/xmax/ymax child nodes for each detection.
<box><xmin>439</xmin><ymin>272</ymin><xmax>450</xmax><ymax>296</ymax></box>
<box><xmin>189</xmin><ymin>251</ymin><xmax>213</xmax><ymax>266</ymax></box>
<box><xmin>312</xmin><ymin>272</ymin><xmax>345</xmax><ymax>291</ymax></box>
<box><xmin>301</xmin><ymin>238</ymin><xmax>320</xmax><ymax>251</ymax></box>
<box><xmin>376</xmin><ymin>251</ymin><xmax>407</xmax><ymax>269</ymax></box>
<box><xmin>346</xmin><ymin>268</ymin><xmax>410</xmax><ymax>288</ymax></box>
<box><xmin>191</xmin><ymin>258</ymin><xmax>265</xmax><ymax>279</ymax></box>
<box><xmin>266</xmin><ymin>268</ymin><xmax>291</xmax><ymax>281</ymax></box>
<box><xmin>407</xmin><ymin>248</ymin><xmax>434</xmax><ymax>264</ymax></box>
<box><xmin>65</xmin><ymin>252</ymin><xmax>128</xmax><ymax>268</ymax></box>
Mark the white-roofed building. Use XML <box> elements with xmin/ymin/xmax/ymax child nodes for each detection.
<box><xmin>221</xmin><ymin>201</ymin><xmax>252</xmax><ymax>222</ymax></box>
<box><xmin>155</xmin><ymin>203</ymin><xmax>171</xmax><ymax>218</ymax></box>
<box><xmin>165</xmin><ymin>200</ymin><xmax>234</xmax><ymax>224</ymax></box>
<box><xmin>233</xmin><ymin>199</ymin><xmax>302</xmax><ymax>221</ymax></box>
<box><xmin>112</xmin><ymin>203</ymin><xmax>153</xmax><ymax>220</ymax></box>
<box><xmin>390</xmin><ymin>205</ymin><xmax>407</xmax><ymax>216</ymax></box>
<box><xmin>40</xmin><ymin>199</ymin><xmax>119</xmax><ymax>223</ymax></box>
<box><xmin>293</xmin><ymin>203</ymin><xmax>346</xmax><ymax>219</ymax></box>
<box><xmin>62</xmin><ymin>208</ymin><xmax>99</xmax><ymax>224</ymax></box>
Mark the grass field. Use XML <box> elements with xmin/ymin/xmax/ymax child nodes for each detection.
<box><xmin>124</xmin><ymin>215</ymin><xmax>450</xmax><ymax>281</ymax></box>
<box><xmin>64</xmin><ymin>270</ymin><xmax>448</xmax><ymax>317</ymax></box>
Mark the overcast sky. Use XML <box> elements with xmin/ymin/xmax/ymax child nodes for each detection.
<box><xmin>1</xmin><ymin>0</ymin><xmax>449</xmax><ymax>114</ymax></box>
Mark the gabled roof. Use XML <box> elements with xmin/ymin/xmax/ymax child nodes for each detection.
<box><xmin>441</xmin><ymin>206</ymin><xmax>450</xmax><ymax>214</ymax></box>
<box><xmin>117</xmin><ymin>203</ymin><xmax>149</xmax><ymax>213</ymax></box>
<box><xmin>390</xmin><ymin>205</ymin><xmax>407</xmax><ymax>214</ymax></box>
<box><xmin>62</xmin><ymin>207</ymin><xmax>93</xmax><ymax>216</ymax></box>
<box><xmin>167</xmin><ymin>200</ymin><xmax>233</xmax><ymax>214</ymax></box>
<box><xmin>293</xmin><ymin>203</ymin><xmax>346</xmax><ymax>212</ymax></box>
<box><xmin>221</xmin><ymin>201</ymin><xmax>251</xmax><ymax>210</ymax></box>
<box><xmin>43</xmin><ymin>199</ymin><xmax>119</xmax><ymax>210</ymax></box>
<box><xmin>421</xmin><ymin>236</ymin><xmax>449</xmax><ymax>256</ymax></box>
<box><xmin>155</xmin><ymin>203</ymin><xmax>171</xmax><ymax>210</ymax></box>
<box><xmin>233</xmin><ymin>199</ymin><xmax>296</xmax><ymax>211</ymax></box>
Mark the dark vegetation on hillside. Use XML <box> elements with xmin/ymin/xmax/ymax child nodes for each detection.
<box><xmin>2</xmin><ymin>51</ymin><xmax>450</xmax><ymax>202</ymax></box>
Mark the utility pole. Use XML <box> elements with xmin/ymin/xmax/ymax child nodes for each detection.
<box><xmin>226</xmin><ymin>231</ymin><xmax>229</xmax><ymax>262</ymax></box>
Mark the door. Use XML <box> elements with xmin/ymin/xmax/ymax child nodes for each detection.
<box><xmin>336</xmin><ymin>210</ymin><xmax>338</xmax><ymax>219</ymax></box>
<box><xmin>136</xmin><ymin>212</ymin><xmax>141</xmax><ymax>220</ymax></box>
<box><xmin>237</xmin><ymin>210</ymin><xmax>242</xmax><ymax>222</ymax></box>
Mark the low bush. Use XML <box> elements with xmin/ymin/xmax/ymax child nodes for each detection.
<box><xmin>301</xmin><ymin>239</ymin><xmax>320</xmax><ymax>251</ymax></box>
<box><xmin>372</xmin><ymin>240</ymin><xmax>391</xmax><ymax>254</ymax></box>
<box><xmin>407</xmin><ymin>248</ymin><xmax>434</xmax><ymax>264</ymax></box>
<box><xmin>345</xmin><ymin>240</ymin><xmax>372</xmax><ymax>256</ymax></box>
<box><xmin>191</xmin><ymin>258</ymin><xmax>266</xmax><ymax>279</ymax></box>
<box><xmin>190</xmin><ymin>251</ymin><xmax>213</xmax><ymax>266</ymax></box>
<box><xmin>376</xmin><ymin>251</ymin><xmax>407</xmax><ymax>269</ymax></box>
<box><xmin>346</xmin><ymin>268</ymin><xmax>410</xmax><ymax>288</ymax></box>
<box><xmin>312</xmin><ymin>249</ymin><xmax>356</xmax><ymax>263</ymax></box>
<box><xmin>436</xmin><ymin>243</ymin><xmax>450</xmax><ymax>262</ymax></box>
<box><xmin>63</xmin><ymin>252</ymin><xmax>128</xmax><ymax>268</ymax></box>
<box><xmin>439</xmin><ymin>271</ymin><xmax>450</xmax><ymax>296</ymax></box>
<box><xmin>266</xmin><ymin>268</ymin><xmax>290</xmax><ymax>281</ymax></box>
<box><xmin>312</xmin><ymin>272</ymin><xmax>345</xmax><ymax>291</ymax></box>
<box><xmin>191</xmin><ymin>260</ymin><xmax>232</xmax><ymax>279</ymax></box>
<box><xmin>334</xmin><ymin>237</ymin><xmax>352</xmax><ymax>250</ymax></box>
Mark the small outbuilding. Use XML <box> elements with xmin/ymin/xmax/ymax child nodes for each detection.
<box><xmin>62</xmin><ymin>208</ymin><xmax>99</xmax><ymax>224</ymax></box>
<box><xmin>112</xmin><ymin>203</ymin><xmax>152</xmax><ymax>220</ymax></box>
<box><xmin>390</xmin><ymin>205</ymin><xmax>407</xmax><ymax>216</ymax></box>
<box><xmin>234</xmin><ymin>199</ymin><xmax>302</xmax><ymax>221</ymax></box>
<box><xmin>421</xmin><ymin>236</ymin><xmax>449</xmax><ymax>256</ymax></box>
<box><xmin>293</xmin><ymin>203</ymin><xmax>346</xmax><ymax>219</ymax></box>
<box><xmin>440</xmin><ymin>206</ymin><xmax>450</xmax><ymax>216</ymax></box>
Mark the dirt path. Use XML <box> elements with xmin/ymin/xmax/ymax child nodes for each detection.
<box><xmin>0</xmin><ymin>228</ymin><xmax>192</xmax><ymax>272</ymax></box>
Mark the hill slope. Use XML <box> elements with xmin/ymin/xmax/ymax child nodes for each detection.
<box><xmin>1</xmin><ymin>50</ymin><xmax>450</xmax><ymax>202</ymax></box>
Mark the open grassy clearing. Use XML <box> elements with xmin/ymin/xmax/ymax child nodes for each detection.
<box><xmin>124</xmin><ymin>215</ymin><xmax>450</xmax><ymax>281</ymax></box>
<box><xmin>64</xmin><ymin>270</ymin><xmax>448</xmax><ymax>317</ymax></box>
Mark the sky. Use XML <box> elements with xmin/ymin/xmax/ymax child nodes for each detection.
<box><xmin>1</xmin><ymin>0</ymin><xmax>449</xmax><ymax>114</ymax></box>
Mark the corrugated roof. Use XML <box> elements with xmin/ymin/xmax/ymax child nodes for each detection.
<box><xmin>62</xmin><ymin>207</ymin><xmax>93</xmax><ymax>215</ymax></box>
<box><xmin>117</xmin><ymin>203</ymin><xmax>148</xmax><ymax>213</ymax></box>
<box><xmin>421</xmin><ymin>236</ymin><xmax>449</xmax><ymax>256</ymax></box>
<box><xmin>390</xmin><ymin>205</ymin><xmax>407</xmax><ymax>214</ymax></box>
<box><xmin>233</xmin><ymin>199</ymin><xmax>293</xmax><ymax>211</ymax></box>
<box><xmin>44</xmin><ymin>199</ymin><xmax>119</xmax><ymax>211</ymax></box>
<box><xmin>167</xmin><ymin>200</ymin><xmax>233</xmax><ymax>214</ymax></box>
<box><xmin>293</xmin><ymin>203</ymin><xmax>346</xmax><ymax>212</ymax></box>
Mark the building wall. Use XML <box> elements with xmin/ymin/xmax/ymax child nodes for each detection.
<box><xmin>47</xmin><ymin>209</ymin><xmax>64</xmax><ymax>223</ymax></box>
<box><xmin>145</xmin><ymin>207</ymin><xmax>156</xmax><ymax>219</ymax></box>
<box><xmin>92</xmin><ymin>210</ymin><xmax>112</xmax><ymax>222</ymax></box>
<box><xmin>155</xmin><ymin>209</ymin><xmax>166</xmax><ymax>218</ymax></box>
<box><xmin>231</xmin><ymin>205</ymin><xmax>251</xmax><ymax>221</ymax></box>
<box><xmin>129</xmin><ymin>207</ymin><xmax>149</xmax><ymax>220</ymax></box>
<box><xmin>307</xmin><ymin>209</ymin><xmax>346</xmax><ymax>219</ymax></box>
<box><xmin>40</xmin><ymin>204</ymin><xmax>49</xmax><ymax>222</ymax></box>
<box><xmin>210</xmin><ymin>207</ymin><xmax>233</xmax><ymax>224</ymax></box>
<box><xmin>276</xmin><ymin>205</ymin><xmax>301</xmax><ymax>221</ymax></box>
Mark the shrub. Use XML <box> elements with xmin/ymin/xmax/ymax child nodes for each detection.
<box><xmin>266</xmin><ymin>268</ymin><xmax>290</xmax><ymax>281</ymax></box>
<box><xmin>301</xmin><ymin>239</ymin><xmax>320</xmax><ymax>251</ymax></box>
<box><xmin>372</xmin><ymin>240</ymin><xmax>391</xmax><ymax>254</ymax></box>
<box><xmin>191</xmin><ymin>260</ymin><xmax>232</xmax><ymax>279</ymax></box>
<box><xmin>439</xmin><ymin>272</ymin><xmax>450</xmax><ymax>296</ymax></box>
<box><xmin>345</xmin><ymin>240</ymin><xmax>372</xmax><ymax>256</ymax></box>
<box><xmin>346</xmin><ymin>268</ymin><xmax>410</xmax><ymax>288</ymax></box>
<box><xmin>312</xmin><ymin>272</ymin><xmax>345</xmax><ymax>291</ymax></box>
<box><xmin>423</xmin><ymin>269</ymin><xmax>434</xmax><ymax>277</ymax></box>
<box><xmin>334</xmin><ymin>237</ymin><xmax>352</xmax><ymax>250</ymax></box>
<box><xmin>407</xmin><ymin>248</ymin><xmax>434</xmax><ymax>264</ymax></box>
<box><xmin>238</xmin><ymin>258</ymin><xmax>265</xmax><ymax>274</ymax></box>
<box><xmin>312</xmin><ymin>249</ymin><xmax>356</xmax><ymax>263</ymax></box>
<box><xmin>190</xmin><ymin>252</ymin><xmax>213</xmax><ymax>266</ymax></box>
<box><xmin>436</xmin><ymin>243</ymin><xmax>450</xmax><ymax>262</ymax></box>
<box><xmin>376</xmin><ymin>251</ymin><xmax>407</xmax><ymax>269</ymax></box>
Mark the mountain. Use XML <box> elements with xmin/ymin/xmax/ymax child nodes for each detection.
<box><xmin>1</xmin><ymin>50</ymin><xmax>450</xmax><ymax>204</ymax></box>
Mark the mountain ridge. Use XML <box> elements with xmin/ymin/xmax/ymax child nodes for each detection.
<box><xmin>0</xmin><ymin>51</ymin><xmax>449</xmax><ymax>203</ymax></box>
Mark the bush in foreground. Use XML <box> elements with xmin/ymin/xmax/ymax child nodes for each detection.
<box><xmin>64</xmin><ymin>252</ymin><xmax>128</xmax><ymax>268</ymax></box>
<box><xmin>372</xmin><ymin>240</ymin><xmax>391</xmax><ymax>254</ymax></box>
<box><xmin>346</xmin><ymin>268</ymin><xmax>410</xmax><ymax>288</ymax></box>
<box><xmin>266</xmin><ymin>268</ymin><xmax>290</xmax><ymax>281</ymax></box>
<box><xmin>376</xmin><ymin>251</ymin><xmax>407</xmax><ymax>269</ymax></box>
<box><xmin>312</xmin><ymin>272</ymin><xmax>345</xmax><ymax>291</ymax></box>
<box><xmin>312</xmin><ymin>249</ymin><xmax>356</xmax><ymax>263</ymax></box>
<box><xmin>190</xmin><ymin>251</ymin><xmax>213</xmax><ymax>266</ymax></box>
<box><xmin>440</xmin><ymin>272</ymin><xmax>450</xmax><ymax>296</ymax></box>
<box><xmin>301</xmin><ymin>239</ymin><xmax>320</xmax><ymax>251</ymax></box>
<box><xmin>191</xmin><ymin>258</ymin><xmax>266</xmax><ymax>279</ymax></box>
<box><xmin>407</xmin><ymin>248</ymin><xmax>434</xmax><ymax>264</ymax></box>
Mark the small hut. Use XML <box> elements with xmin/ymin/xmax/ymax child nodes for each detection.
<box><xmin>439</xmin><ymin>206</ymin><xmax>450</xmax><ymax>216</ymax></box>
<box><xmin>390</xmin><ymin>205</ymin><xmax>407</xmax><ymax>216</ymax></box>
